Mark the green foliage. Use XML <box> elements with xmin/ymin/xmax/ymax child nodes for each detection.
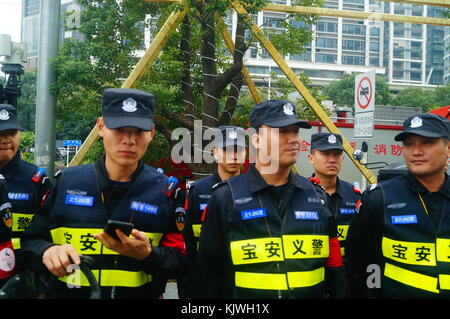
<box><xmin>20</xmin><ymin>131</ymin><xmax>35</xmax><ymax>163</ymax></box>
<box><xmin>322</xmin><ymin>73</ymin><xmax>393</xmax><ymax>108</ymax></box>
<box><xmin>393</xmin><ymin>87</ymin><xmax>439</xmax><ymax>112</ymax></box>
<box><xmin>17</xmin><ymin>70</ymin><xmax>38</xmax><ymax>131</ymax></box>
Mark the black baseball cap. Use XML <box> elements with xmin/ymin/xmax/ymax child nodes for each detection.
<box><xmin>214</xmin><ymin>126</ymin><xmax>246</xmax><ymax>149</ymax></box>
<box><xmin>311</xmin><ymin>133</ymin><xmax>344</xmax><ymax>151</ymax></box>
<box><xmin>250</xmin><ymin>100</ymin><xmax>311</xmax><ymax>129</ymax></box>
<box><xmin>0</xmin><ymin>104</ymin><xmax>23</xmax><ymax>131</ymax></box>
<box><xmin>102</xmin><ymin>88</ymin><xmax>155</xmax><ymax>131</ymax></box>
<box><xmin>394</xmin><ymin>113</ymin><xmax>449</xmax><ymax>141</ymax></box>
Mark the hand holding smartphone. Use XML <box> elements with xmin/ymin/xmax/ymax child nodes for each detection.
<box><xmin>104</xmin><ymin>220</ymin><xmax>134</xmax><ymax>240</ymax></box>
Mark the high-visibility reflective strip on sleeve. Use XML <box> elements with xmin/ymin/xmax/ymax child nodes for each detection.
<box><xmin>287</xmin><ymin>267</ymin><xmax>325</xmax><ymax>288</ymax></box>
<box><xmin>282</xmin><ymin>235</ymin><xmax>329</xmax><ymax>259</ymax></box>
<box><xmin>12</xmin><ymin>213</ymin><xmax>34</xmax><ymax>232</ymax></box>
<box><xmin>51</xmin><ymin>227</ymin><xmax>163</xmax><ymax>255</ymax></box>
<box><xmin>235</xmin><ymin>272</ymin><xmax>288</xmax><ymax>290</ymax></box>
<box><xmin>384</xmin><ymin>262</ymin><xmax>439</xmax><ymax>293</ymax></box>
<box><xmin>436</xmin><ymin>238</ymin><xmax>450</xmax><ymax>262</ymax></box>
<box><xmin>59</xmin><ymin>269</ymin><xmax>153</xmax><ymax>287</ymax></box>
<box><xmin>337</xmin><ymin>225</ymin><xmax>349</xmax><ymax>242</ymax></box>
<box><xmin>11</xmin><ymin>237</ymin><xmax>21</xmax><ymax>250</ymax></box>
<box><xmin>230</xmin><ymin>237</ymin><xmax>284</xmax><ymax>265</ymax></box>
<box><xmin>192</xmin><ymin>224</ymin><xmax>202</xmax><ymax>239</ymax></box>
<box><xmin>382</xmin><ymin>237</ymin><xmax>436</xmax><ymax>266</ymax></box>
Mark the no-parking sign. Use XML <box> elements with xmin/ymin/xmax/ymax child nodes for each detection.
<box><xmin>354</xmin><ymin>71</ymin><xmax>375</xmax><ymax>138</ymax></box>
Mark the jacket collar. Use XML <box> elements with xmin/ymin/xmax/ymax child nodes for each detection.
<box><xmin>406</xmin><ymin>171</ymin><xmax>450</xmax><ymax>199</ymax></box>
<box><xmin>248</xmin><ymin>164</ymin><xmax>304</xmax><ymax>193</ymax></box>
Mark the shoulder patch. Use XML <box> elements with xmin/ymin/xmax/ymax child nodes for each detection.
<box><xmin>309</xmin><ymin>176</ymin><xmax>321</xmax><ymax>185</ymax></box>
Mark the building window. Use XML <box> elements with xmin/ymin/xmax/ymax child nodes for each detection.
<box><xmin>317</xmin><ymin>22</ymin><xmax>338</xmax><ymax>33</ymax></box>
<box><xmin>24</xmin><ymin>0</ymin><xmax>40</xmax><ymax>17</ymax></box>
<box><xmin>410</xmin><ymin>72</ymin><xmax>422</xmax><ymax>81</ymax></box>
<box><xmin>342</xmin><ymin>24</ymin><xmax>366</xmax><ymax>36</ymax></box>
<box><xmin>342</xmin><ymin>55</ymin><xmax>364</xmax><ymax>65</ymax></box>
<box><xmin>370</xmin><ymin>27</ymin><xmax>380</xmax><ymax>36</ymax></box>
<box><xmin>316</xmin><ymin>53</ymin><xmax>337</xmax><ymax>63</ymax></box>
<box><xmin>370</xmin><ymin>57</ymin><xmax>379</xmax><ymax>67</ymax></box>
<box><xmin>370</xmin><ymin>42</ymin><xmax>379</xmax><ymax>52</ymax></box>
<box><xmin>316</xmin><ymin>37</ymin><xmax>338</xmax><ymax>49</ymax></box>
<box><xmin>342</xmin><ymin>39</ymin><xmax>365</xmax><ymax>51</ymax></box>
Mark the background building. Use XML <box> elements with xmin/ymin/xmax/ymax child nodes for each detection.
<box><xmin>227</xmin><ymin>0</ymin><xmax>448</xmax><ymax>91</ymax></box>
<box><xmin>21</xmin><ymin>0</ymin><xmax>82</xmax><ymax>69</ymax></box>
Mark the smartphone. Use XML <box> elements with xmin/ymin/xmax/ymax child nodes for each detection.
<box><xmin>104</xmin><ymin>220</ymin><xmax>134</xmax><ymax>240</ymax></box>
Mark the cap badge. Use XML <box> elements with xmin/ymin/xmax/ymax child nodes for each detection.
<box><xmin>410</xmin><ymin>116</ymin><xmax>423</xmax><ymax>128</ymax></box>
<box><xmin>0</xmin><ymin>110</ymin><xmax>10</xmax><ymax>121</ymax></box>
<box><xmin>228</xmin><ymin>130</ymin><xmax>238</xmax><ymax>140</ymax></box>
<box><xmin>283</xmin><ymin>103</ymin><xmax>294</xmax><ymax>116</ymax></box>
<box><xmin>122</xmin><ymin>98</ymin><xmax>138</xmax><ymax>113</ymax></box>
<box><xmin>328</xmin><ymin>134</ymin><xmax>337</xmax><ymax>144</ymax></box>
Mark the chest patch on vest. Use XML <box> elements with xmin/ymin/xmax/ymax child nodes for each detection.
<box><xmin>391</xmin><ymin>215</ymin><xmax>417</xmax><ymax>225</ymax></box>
<box><xmin>8</xmin><ymin>193</ymin><xmax>30</xmax><ymax>201</ymax></box>
<box><xmin>241</xmin><ymin>208</ymin><xmax>266</xmax><ymax>220</ymax></box>
<box><xmin>295</xmin><ymin>211</ymin><xmax>319</xmax><ymax>220</ymax></box>
<box><xmin>65</xmin><ymin>194</ymin><xmax>94</xmax><ymax>207</ymax></box>
<box><xmin>130</xmin><ymin>201</ymin><xmax>158</xmax><ymax>215</ymax></box>
<box><xmin>339</xmin><ymin>208</ymin><xmax>356</xmax><ymax>214</ymax></box>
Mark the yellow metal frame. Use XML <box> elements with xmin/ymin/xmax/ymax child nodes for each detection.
<box><xmin>69</xmin><ymin>0</ymin><xmax>449</xmax><ymax>182</ymax></box>
<box><xmin>265</xmin><ymin>4</ymin><xmax>450</xmax><ymax>27</ymax></box>
<box><xmin>231</xmin><ymin>1</ymin><xmax>376</xmax><ymax>183</ymax></box>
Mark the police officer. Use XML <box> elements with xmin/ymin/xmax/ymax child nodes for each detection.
<box><xmin>307</xmin><ymin>133</ymin><xmax>361</xmax><ymax>254</ymax></box>
<box><xmin>0</xmin><ymin>104</ymin><xmax>51</xmax><ymax>271</ymax></box>
<box><xmin>346</xmin><ymin>113</ymin><xmax>450</xmax><ymax>298</ymax></box>
<box><xmin>307</xmin><ymin>132</ymin><xmax>362</xmax><ymax>297</ymax></box>
<box><xmin>192</xmin><ymin>100</ymin><xmax>347</xmax><ymax>299</ymax></box>
<box><xmin>182</xmin><ymin>125</ymin><xmax>246</xmax><ymax>298</ymax></box>
<box><xmin>22</xmin><ymin>88</ymin><xmax>186</xmax><ymax>299</ymax></box>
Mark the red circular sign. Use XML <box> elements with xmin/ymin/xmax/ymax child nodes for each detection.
<box><xmin>357</xmin><ymin>76</ymin><xmax>373</xmax><ymax>110</ymax></box>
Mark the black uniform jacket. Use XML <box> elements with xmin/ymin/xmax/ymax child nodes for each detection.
<box><xmin>192</xmin><ymin>164</ymin><xmax>348</xmax><ymax>299</ymax></box>
<box><xmin>346</xmin><ymin>172</ymin><xmax>450</xmax><ymax>298</ymax></box>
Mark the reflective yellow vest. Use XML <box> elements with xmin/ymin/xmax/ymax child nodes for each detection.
<box><xmin>49</xmin><ymin>164</ymin><xmax>171</xmax><ymax>297</ymax></box>
<box><xmin>380</xmin><ymin>176</ymin><xmax>450</xmax><ymax>298</ymax></box>
<box><xmin>226</xmin><ymin>173</ymin><xmax>333</xmax><ymax>298</ymax></box>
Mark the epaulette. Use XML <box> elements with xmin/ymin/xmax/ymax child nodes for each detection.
<box><xmin>309</xmin><ymin>177</ymin><xmax>326</xmax><ymax>191</ymax></box>
<box><xmin>212</xmin><ymin>181</ymin><xmax>227</xmax><ymax>191</ymax></box>
<box><xmin>54</xmin><ymin>169</ymin><xmax>63</xmax><ymax>179</ymax></box>
<box><xmin>309</xmin><ymin>176</ymin><xmax>321</xmax><ymax>185</ymax></box>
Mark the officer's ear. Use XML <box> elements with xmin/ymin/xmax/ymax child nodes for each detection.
<box><xmin>97</xmin><ymin>117</ymin><xmax>105</xmax><ymax>138</ymax></box>
<box><xmin>211</xmin><ymin>147</ymin><xmax>218</xmax><ymax>161</ymax></box>
<box><xmin>307</xmin><ymin>152</ymin><xmax>315</xmax><ymax>165</ymax></box>
<box><xmin>251</xmin><ymin>130</ymin><xmax>260</xmax><ymax>150</ymax></box>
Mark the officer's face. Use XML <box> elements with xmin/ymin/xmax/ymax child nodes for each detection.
<box><xmin>213</xmin><ymin>146</ymin><xmax>246</xmax><ymax>175</ymax></box>
<box><xmin>307</xmin><ymin>149</ymin><xmax>344</xmax><ymax>177</ymax></box>
<box><xmin>402</xmin><ymin>135</ymin><xmax>449</xmax><ymax>178</ymax></box>
<box><xmin>253</xmin><ymin>125</ymin><xmax>301</xmax><ymax>169</ymax></box>
<box><xmin>0</xmin><ymin>129</ymin><xmax>20</xmax><ymax>167</ymax></box>
<box><xmin>97</xmin><ymin>117</ymin><xmax>154</xmax><ymax>168</ymax></box>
